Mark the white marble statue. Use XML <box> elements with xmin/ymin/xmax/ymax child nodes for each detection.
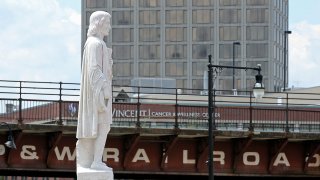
<box><xmin>76</xmin><ymin>11</ymin><xmax>113</xmax><ymax>172</ymax></box>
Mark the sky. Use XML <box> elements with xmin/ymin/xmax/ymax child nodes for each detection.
<box><xmin>289</xmin><ymin>0</ymin><xmax>320</xmax><ymax>88</ymax></box>
<box><xmin>0</xmin><ymin>0</ymin><xmax>81</xmax><ymax>82</ymax></box>
<box><xmin>0</xmin><ymin>0</ymin><xmax>319</xmax><ymax>88</ymax></box>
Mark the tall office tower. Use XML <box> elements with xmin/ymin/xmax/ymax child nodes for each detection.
<box><xmin>82</xmin><ymin>0</ymin><xmax>289</xmax><ymax>93</ymax></box>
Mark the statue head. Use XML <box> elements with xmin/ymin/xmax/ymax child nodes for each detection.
<box><xmin>87</xmin><ymin>11</ymin><xmax>111</xmax><ymax>38</ymax></box>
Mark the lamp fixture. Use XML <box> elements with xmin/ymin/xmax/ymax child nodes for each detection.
<box><xmin>0</xmin><ymin>122</ymin><xmax>16</xmax><ymax>149</ymax></box>
<box><xmin>253</xmin><ymin>64</ymin><xmax>265</xmax><ymax>99</ymax></box>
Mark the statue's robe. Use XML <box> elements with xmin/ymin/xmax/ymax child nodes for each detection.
<box><xmin>77</xmin><ymin>36</ymin><xmax>113</xmax><ymax>139</ymax></box>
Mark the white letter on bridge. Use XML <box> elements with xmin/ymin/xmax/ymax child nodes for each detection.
<box><xmin>103</xmin><ymin>148</ymin><xmax>119</xmax><ymax>162</ymax></box>
<box><xmin>273</xmin><ymin>153</ymin><xmax>290</xmax><ymax>166</ymax></box>
<box><xmin>132</xmin><ymin>149</ymin><xmax>150</xmax><ymax>163</ymax></box>
<box><xmin>243</xmin><ymin>152</ymin><xmax>259</xmax><ymax>166</ymax></box>
<box><xmin>183</xmin><ymin>150</ymin><xmax>195</xmax><ymax>164</ymax></box>
<box><xmin>0</xmin><ymin>145</ymin><xmax>5</xmax><ymax>155</ymax></box>
<box><xmin>20</xmin><ymin>145</ymin><xmax>39</xmax><ymax>160</ymax></box>
<box><xmin>213</xmin><ymin>151</ymin><xmax>225</xmax><ymax>165</ymax></box>
<box><xmin>54</xmin><ymin>147</ymin><xmax>76</xmax><ymax>161</ymax></box>
<box><xmin>308</xmin><ymin>154</ymin><xmax>320</xmax><ymax>167</ymax></box>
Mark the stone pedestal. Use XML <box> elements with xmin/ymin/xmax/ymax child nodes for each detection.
<box><xmin>77</xmin><ymin>166</ymin><xmax>114</xmax><ymax>180</ymax></box>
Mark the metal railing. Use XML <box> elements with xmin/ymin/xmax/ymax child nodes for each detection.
<box><xmin>0</xmin><ymin>80</ymin><xmax>320</xmax><ymax>133</ymax></box>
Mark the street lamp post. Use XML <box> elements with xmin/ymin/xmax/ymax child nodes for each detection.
<box><xmin>207</xmin><ymin>55</ymin><xmax>214</xmax><ymax>180</ymax></box>
<box><xmin>232</xmin><ymin>42</ymin><xmax>240</xmax><ymax>92</ymax></box>
<box><xmin>283</xmin><ymin>30</ymin><xmax>291</xmax><ymax>91</ymax></box>
<box><xmin>0</xmin><ymin>122</ymin><xmax>16</xmax><ymax>149</ymax></box>
<box><xmin>207</xmin><ymin>55</ymin><xmax>264</xmax><ymax>180</ymax></box>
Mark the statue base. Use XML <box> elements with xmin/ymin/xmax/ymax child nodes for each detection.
<box><xmin>77</xmin><ymin>166</ymin><xmax>114</xmax><ymax>180</ymax></box>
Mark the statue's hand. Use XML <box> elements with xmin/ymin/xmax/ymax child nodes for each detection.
<box><xmin>98</xmin><ymin>91</ymin><xmax>107</xmax><ymax>112</ymax></box>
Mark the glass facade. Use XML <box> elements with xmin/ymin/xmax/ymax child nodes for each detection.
<box><xmin>82</xmin><ymin>0</ymin><xmax>289</xmax><ymax>92</ymax></box>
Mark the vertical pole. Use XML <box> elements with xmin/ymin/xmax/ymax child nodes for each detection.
<box><xmin>285</xmin><ymin>92</ymin><xmax>289</xmax><ymax>132</ymax></box>
<box><xmin>283</xmin><ymin>33</ymin><xmax>287</xmax><ymax>91</ymax></box>
<box><xmin>249</xmin><ymin>91</ymin><xmax>253</xmax><ymax>131</ymax></box>
<box><xmin>232</xmin><ymin>42</ymin><xmax>240</xmax><ymax>92</ymax></box>
<box><xmin>18</xmin><ymin>81</ymin><xmax>22</xmax><ymax>124</ymax></box>
<box><xmin>58</xmin><ymin>82</ymin><xmax>62</xmax><ymax>125</ymax></box>
<box><xmin>175</xmin><ymin>88</ymin><xmax>179</xmax><ymax>129</ymax></box>
<box><xmin>136</xmin><ymin>86</ymin><xmax>141</xmax><ymax>128</ymax></box>
<box><xmin>283</xmin><ymin>31</ymin><xmax>291</xmax><ymax>91</ymax></box>
<box><xmin>232</xmin><ymin>44</ymin><xmax>235</xmax><ymax>90</ymax></box>
<box><xmin>208</xmin><ymin>55</ymin><xmax>214</xmax><ymax>180</ymax></box>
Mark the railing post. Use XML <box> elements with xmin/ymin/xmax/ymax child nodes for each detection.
<box><xmin>249</xmin><ymin>91</ymin><xmax>253</xmax><ymax>131</ymax></box>
<box><xmin>18</xmin><ymin>81</ymin><xmax>22</xmax><ymax>124</ymax></box>
<box><xmin>58</xmin><ymin>82</ymin><xmax>63</xmax><ymax>125</ymax></box>
<box><xmin>136</xmin><ymin>87</ymin><xmax>141</xmax><ymax>128</ymax></box>
<box><xmin>285</xmin><ymin>92</ymin><xmax>289</xmax><ymax>132</ymax></box>
<box><xmin>174</xmin><ymin>88</ymin><xmax>179</xmax><ymax>129</ymax></box>
<box><xmin>213</xmin><ymin>89</ymin><xmax>216</xmax><ymax>130</ymax></box>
